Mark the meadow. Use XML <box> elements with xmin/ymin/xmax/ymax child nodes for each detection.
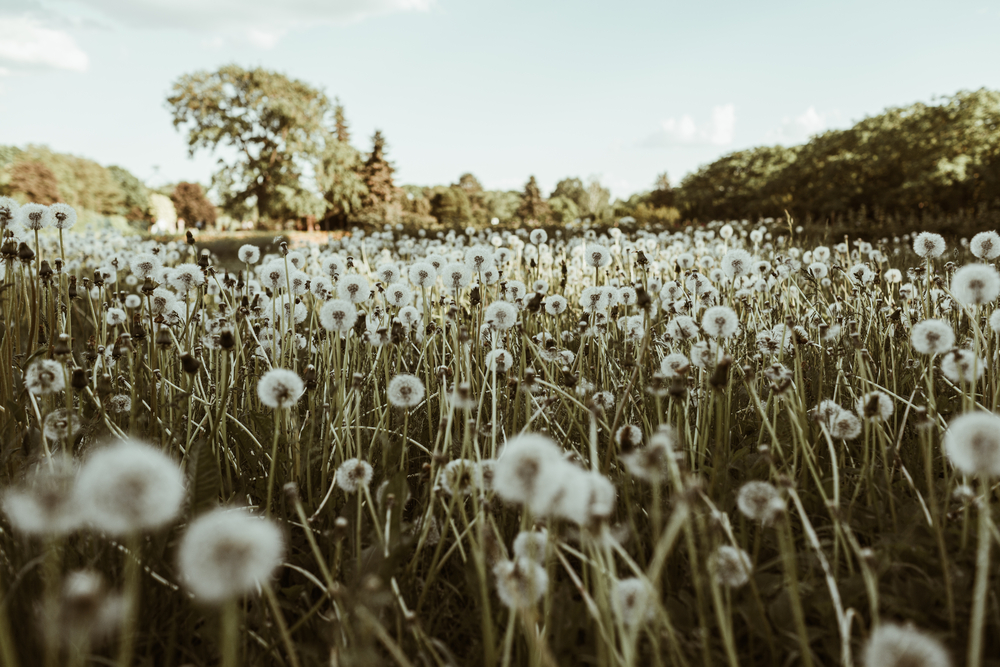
<box><xmin>0</xmin><ymin>196</ymin><xmax>998</xmax><ymax>667</ymax></box>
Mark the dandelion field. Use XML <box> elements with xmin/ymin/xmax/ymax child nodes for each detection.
<box><xmin>1</xmin><ymin>197</ymin><xmax>1000</xmax><ymax>667</ymax></box>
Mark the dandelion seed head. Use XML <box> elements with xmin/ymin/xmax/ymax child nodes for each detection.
<box><xmin>736</xmin><ymin>481</ymin><xmax>785</xmax><ymax>526</ymax></box>
<box><xmin>494</xmin><ymin>557</ymin><xmax>548</xmax><ymax>609</ymax></box>
<box><xmin>711</xmin><ymin>545</ymin><xmax>752</xmax><ymax>588</ymax></box>
<box><xmin>74</xmin><ymin>439</ymin><xmax>185</xmax><ymax>535</ymax></box>
<box><xmin>969</xmin><ymin>231</ymin><xmax>1000</xmax><ymax>260</ymax></box>
<box><xmin>943</xmin><ymin>411</ymin><xmax>1000</xmax><ymax>477</ymax></box>
<box><xmin>3</xmin><ymin>457</ymin><xmax>81</xmax><ymax>535</ymax></box>
<box><xmin>862</xmin><ymin>623</ymin><xmax>951</xmax><ymax>667</ymax></box>
<box><xmin>612</xmin><ymin>578</ymin><xmax>655</xmax><ymax>628</ymax></box>
<box><xmin>25</xmin><ymin>359</ymin><xmax>65</xmax><ymax>396</ymax></box>
<box><xmin>387</xmin><ymin>374</ymin><xmax>425</xmax><ymax>408</ymax></box>
<box><xmin>238</xmin><ymin>244</ymin><xmax>261</xmax><ymax>264</ymax></box>
<box><xmin>913</xmin><ymin>232</ymin><xmax>946</xmax><ymax>258</ymax></box>
<box><xmin>951</xmin><ymin>263</ymin><xmax>1000</xmax><ymax>306</ymax></box>
<box><xmin>910</xmin><ymin>319</ymin><xmax>955</xmax><ymax>355</ymax></box>
<box><xmin>178</xmin><ymin>508</ymin><xmax>284</xmax><ymax>604</ymax></box>
<box><xmin>335</xmin><ymin>458</ymin><xmax>374</xmax><ymax>493</ymax></box>
<box><xmin>257</xmin><ymin>368</ymin><xmax>304</xmax><ymax>409</ymax></box>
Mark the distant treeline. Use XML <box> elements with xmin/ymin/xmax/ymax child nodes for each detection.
<box><xmin>676</xmin><ymin>89</ymin><xmax>1000</xmax><ymax>225</ymax></box>
<box><xmin>0</xmin><ymin>145</ymin><xmax>154</xmax><ymax>222</ymax></box>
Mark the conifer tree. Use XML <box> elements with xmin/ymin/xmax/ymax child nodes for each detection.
<box><xmin>516</xmin><ymin>175</ymin><xmax>549</xmax><ymax>223</ymax></box>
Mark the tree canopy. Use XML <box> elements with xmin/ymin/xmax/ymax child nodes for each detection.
<box><xmin>167</xmin><ymin>65</ymin><xmax>331</xmax><ymax>224</ymax></box>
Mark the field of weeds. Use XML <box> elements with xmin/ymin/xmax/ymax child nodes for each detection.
<box><xmin>0</xmin><ymin>196</ymin><xmax>998</xmax><ymax>667</ymax></box>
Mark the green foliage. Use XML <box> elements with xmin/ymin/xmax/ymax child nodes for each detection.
<box><xmin>171</xmin><ymin>182</ymin><xmax>217</xmax><ymax>227</ymax></box>
<box><xmin>429</xmin><ymin>186</ymin><xmax>472</xmax><ymax>225</ymax></box>
<box><xmin>107</xmin><ymin>165</ymin><xmax>153</xmax><ymax>222</ymax></box>
<box><xmin>167</xmin><ymin>64</ymin><xmax>332</xmax><ymax>223</ymax></box>
<box><xmin>359</xmin><ymin>130</ymin><xmax>397</xmax><ymax>218</ymax></box>
<box><xmin>547</xmin><ymin>194</ymin><xmax>580</xmax><ymax>223</ymax></box>
<box><xmin>316</xmin><ymin>138</ymin><xmax>367</xmax><ymax>227</ymax></box>
<box><xmin>678</xmin><ymin>88</ymin><xmax>1000</xmax><ymax>221</ymax></box>
<box><xmin>0</xmin><ymin>145</ymin><xmax>149</xmax><ymax>218</ymax></box>
<box><xmin>516</xmin><ymin>175</ymin><xmax>549</xmax><ymax>223</ymax></box>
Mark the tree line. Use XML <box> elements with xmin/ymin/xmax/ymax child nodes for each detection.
<box><xmin>677</xmin><ymin>88</ymin><xmax>1000</xmax><ymax>224</ymax></box>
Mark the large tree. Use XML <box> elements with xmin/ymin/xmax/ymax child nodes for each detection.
<box><xmin>167</xmin><ymin>65</ymin><xmax>331</xmax><ymax>224</ymax></box>
<box><xmin>516</xmin><ymin>176</ymin><xmax>549</xmax><ymax>223</ymax></box>
<box><xmin>359</xmin><ymin>130</ymin><xmax>397</xmax><ymax>219</ymax></box>
<box><xmin>171</xmin><ymin>182</ymin><xmax>217</xmax><ymax>228</ymax></box>
<box><xmin>315</xmin><ymin>101</ymin><xmax>368</xmax><ymax>228</ymax></box>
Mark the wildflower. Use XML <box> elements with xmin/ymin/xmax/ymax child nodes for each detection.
<box><xmin>177</xmin><ymin>508</ymin><xmax>284</xmax><ymax>603</ymax></box>
<box><xmin>614</xmin><ymin>424</ymin><xmax>643</xmax><ymax>451</ymax></box>
<box><xmin>25</xmin><ymin>359</ymin><xmax>65</xmax><ymax>396</ymax></box>
<box><xmin>387</xmin><ymin>374</ymin><xmax>425</xmax><ymax>408</ymax></box>
<box><xmin>970</xmin><ymin>230</ymin><xmax>1000</xmax><ymax>260</ymax></box>
<box><xmin>3</xmin><ymin>458</ymin><xmax>81</xmax><ymax>535</ymax></box>
<box><xmin>552</xmin><ymin>469</ymin><xmax>616</xmax><ymax>525</ymax></box>
<box><xmin>384</xmin><ymin>282</ymin><xmax>412</xmax><ymax>308</ymax></box>
<box><xmin>59</xmin><ymin>570</ymin><xmax>124</xmax><ymax>646</ymax></box>
<box><xmin>0</xmin><ymin>196</ymin><xmax>18</xmax><ymax>226</ymax></box>
<box><xmin>942</xmin><ymin>412</ymin><xmax>1000</xmax><ymax>477</ymax></box>
<box><xmin>830</xmin><ymin>409</ymin><xmax>862</xmax><ymax>440</ymax></box>
<box><xmin>493</xmin><ymin>433</ymin><xmax>565</xmax><ymax>512</ymax></box>
<box><xmin>660</xmin><ymin>353</ymin><xmax>691</xmax><ymax>379</ymax></box>
<box><xmin>321</xmin><ymin>255</ymin><xmax>346</xmax><ymax>277</ymax></box>
<box><xmin>504</xmin><ymin>280</ymin><xmax>527</xmax><ymax>302</ymax></box>
<box><xmin>465</xmin><ymin>246</ymin><xmax>495</xmax><ymax>272</ymax></box>
<box><xmin>169</xmin><ymin>263</ymin><xmax>206</xmax><ymax>292</ymax></box>
<box><xmin>862</xmin><ymin>623</ymin><xmax>951</xmax><ymax>667</ymax></box>
<box><xmin>910</xmin><ymin>319</ymin><xmax>955</xmax><ymax>355</ymax></box>
<box><xmin>319</xmin><ymin>299</ymin><xmax>358</xmax><ymax>333</ymax></box>
<box><xmin>494</xmin><ymin>557</ymin><xmax>548</xmax><ymax>609</ymax></box>
<box><xmin>441</xmin><ymin>262</ymin><xmax>473</xmax><ymax>292</ymax></box>
<box><xmin>437</xmin><ymin>459</ymin><xmax>480</xmax><ymax>496</ymax></box>
<box><xmin>124</xmin><ymin>294</ymin><xmax>141</xmax><ymax>309</ymax></box>
<box><xmin>484</xmin><ymin>301</ymin><xmax>518</xmax><ymax>330</ymax></box>
<box><xmin>584</xmin><ymin>244</ymin><xmax>613</xmax><ymax>269</ymax></box>
<box><xmin>545</xmin><ymin>295</ymin><xmax>568</xmax><ymax>315</ymax></box>
<box><xmin>951</xmin><ymin>264</ymin><xmax>1000</xmax><ymax>306</ymax></box>
<box><xmin>238</xmin><ymin>244</ymin><xmax>261</xmax><ymax>264</ymax></box>
<box><xmin>74</xmin><ymin>439</ymin><xmax>185</xmax><ymax>535</ymax></box>
<box><xmin>108</xmin><ymin>394</ymin><xmax>131</xmax><ymax>414</ymax></box>
<box><xmin>592</xmin><ymin>391</ymin><xmax>615</xmax><ymax>412</ymax></box>
<box><xmin>736</xmin><ymin>481</ymin><xmax>786</xmax><ymax>526</ymax></box>
<box><xmin>940</xmin><ymin>349</ymin><xmax>984</xmax><ymax>384</ymax></box>
<box><xmin>45</xmin><ymin>202</ymin><xmax>77</xmax><ymax>230</ymax></box>
<box><xmin>579</xmin><ymin>286</ymin><xmax>611</xmax><ymax>314</ymax></box>
<box><xmin>665</xmin><ymin>315</ymin><xmax>699</xmax><ymax>341</ymax></box>
<box><xmin>150</xmin><ymin>288</ymin><xmax>176</xmax><ymax>316</ymax></box>
<box><xmin>512</xmin><ymin>530</ymin><xmax>547</xmax><ymax>562</ymax></box>
<box><xmin>690</xmin><ymin>340</ymin><xmax>719</xmax><ymax>369</ymax></box>
<box><xmin>701</xmin><ymin>305</ymin><xmax>740</xmax><ymax>339</ymax></box>
<box><xmin>43</xmin><ymin>409</ymin><xmax>82</xmax><ymax>441</ymax></box>
<box><xmin>376</xmin><ymin>261</ymin><xmax>400</xmax><ymax>284</ymax></box>
<box><xmin>711</xmin><ymin>545</ymin><xmax>752</xmax><ymax>588</ymax></box>
<box><xmin>106</xmin><ymin>308</ymin><xmax>127</xmax><ymax>327</ymax></box>
<box><xmin>857</xmin><ymin>391</ymin><xmax>894</xmax><ymax>422</ymax></box>
<box><xmin>486</xmin><ymin>348</ymin><xmax>514</xmax><ymax>373</ymax></box>
<box><xmin>722</xmin><ymin>249</ymin><xmax>753</xmax><ymax>278</ymax></box>
<box><xmin>18</xmin><ymin>203</ymin><xmax>49</xmax><ymax>230</ymax></box>
<box><xmin>529</xmin><ymin>229</ymin><xmax>547</xmax><ymax>244</ymax></box>
<box><xmin>257</xmin><ymin>368</ymin><xmax>304</xmax><ymax>409</ymax></box>
<box><xmin>612</xmin><ymin>578</ymin><xmax>655</xmax><ymax>628</ymax></box>
<box><xmin>913</xmin><ymin>232</ymin><xmax>946</xmax><ymax>258</ymax></box>
<box><xmin>335</xmin><ymin>458</ymin><xmax>375</xmax><ymax>493</ymax></box>
<box><xmin>990</xmin><ymin>309</ymin><xmax>1000</xmax><ymax>333</ymax></box>
<box><xmin>808</xmin><ymin>262</ymin><xmax>829</xmax><ymax>279</ymax></box>
<box><xmin>885</xmin><ymin>268</ymin><xmax>903</xmax><ymax>283</ymax></box>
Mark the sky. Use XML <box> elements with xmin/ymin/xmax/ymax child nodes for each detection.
<box><xmin>1</xmin><ymin>0</ymin><xmax>999</xmax><ymax>199</ymax></box>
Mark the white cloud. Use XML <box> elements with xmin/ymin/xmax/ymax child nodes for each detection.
<box><xmin>0</xmin><ymin>15</ymin><xmax>89</xmax><ymax>73</ymax></box>
<box><xmin>765</xmin><ymin>106</ymin><xmax>829</xmax><ymax>144</ymax></box>
<box><xmin>62</xmin><ymin>0</ymin><xmax>434</xmax><ymax>47</ymax></box>
<box><xmin>642</xmin><ymin>104</ymin><xmax>735</xmax><ymax>148</ymax></box>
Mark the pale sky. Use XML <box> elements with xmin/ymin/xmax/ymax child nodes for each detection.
<box><xmin>1</xmin><ymin>0</ymin><xmax>999</xmax><ymax>199</ymax></box>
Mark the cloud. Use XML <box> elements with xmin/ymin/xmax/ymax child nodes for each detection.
<box><xmin>63</xmin><ymin>0</ymin><xmax>434</xmax><ymax>47</ymax></box>
<box><xmin>0</xmin><ymin>15</ymin><xmax>89</xmax><ymax>73</ymax></box>
<box><xmin>765</xmin><ymin>106</ymin><xmax>830</xmax><ymax>144</ymax></box>
<box><xmin>641</xmin><ymin>104</ymin><xmax>736</xmax><ymax>148</ymax></box>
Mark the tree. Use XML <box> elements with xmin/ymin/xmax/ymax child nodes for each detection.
<box><xmin>516</xmin><ymin>176</ymin><xmax>549</xmax><ymax>223</ymax></box>
<box><xmin>647</xmin><ymin>172</ymin><xmax>676</xmax><ymax>209</ymax></box>
<box><xmin>7</xmin><ymin>161</ymin><xmax>60</xmax><ymax>204</ymax></box>
<box><xmin>359</xmin><ymin>130</ymin><xmax>397</xmax><ymax>219</ymax></box>
<box><xmin>166</xmin><ymin>65</ymin><xmax>331</xmax><ymax>224</ymax></box>
<box><xmin>171</xmin><ymin>182</ymin><xmax>217</xmax><ymax>228</ymax></box>
<box><xmin>548</xmin><ymin>195</ymin><xmax>580</xmax><ymax>223</ymax></box>
<box><xmin>108</xmin><ymin>165</ymin><xmax>153</xmax><ymax>222</ymax></box>
<box><xmin>316</xmin><ymin>103</ymin><xmax>367</xmax><ymax>228</ymax></box>
<box><xmin>429</xmin><ymin>186</ymin><xmax>472</xmax><ymax>225</ymax></box>
<box><xmin>551</xmin><ymin>178</ymin><xmax>587</xmax><ymax>211</ymax></box>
